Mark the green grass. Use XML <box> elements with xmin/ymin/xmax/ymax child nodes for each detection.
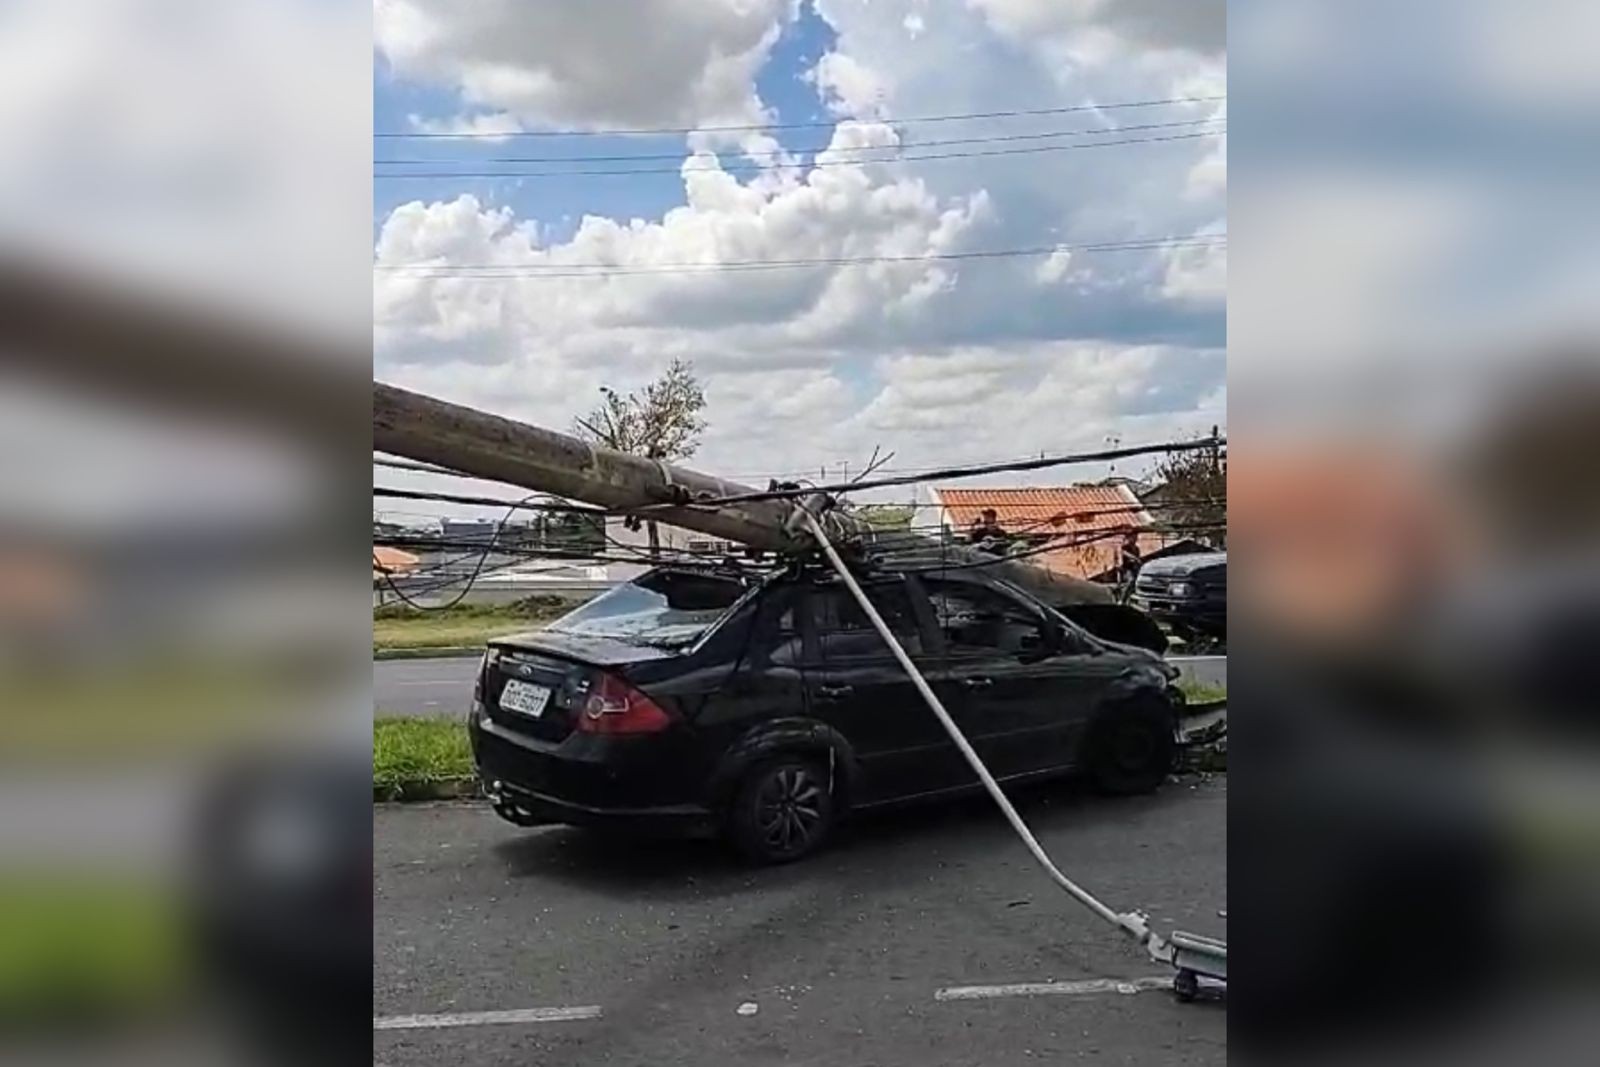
<box><xmin>1178</xmin><ymin>680</ymin><xmax>1227</xmax><ymax>704</ymax></box>
<box><xmin>373</xmin><ymin>718</ymin><xmax>475</xmax><ymax>798</ymax></box>
<box><xmin>373</xmin><ymin>595</ymin><xmax>576</xmax><ymax>653</ymax></box>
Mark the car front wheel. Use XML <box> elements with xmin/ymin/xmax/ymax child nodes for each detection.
<box><xmin>1087</xmin><ymin>700</ymin><xmax>1176</xmax><ymax>795</ymax></box>
<box><xmin>727</xmin><ymin>757</ymin><xmax>836</xmax><ymax>864</ymax></box>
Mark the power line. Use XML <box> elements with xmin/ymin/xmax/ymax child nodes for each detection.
<box><xmin>376</xmin><ymin>550</ymin><xmax>641</xmax><ymax>603</ymax></box>
<box><xmin>375</xmin><ymin>117</ymin><xmax>1220</xmax><ymax>165</ymax></box>
<box><xmin>376</xmin><ymin>537</ymin><xmax>689</xmax><ymax>567</ymax></box>
<box><xmin>375</xmin><ymin>234</ymin><xmax>1225</xmax><ymax>279</ymax></box>
<box><xmin>658</xmin><ymin>435</ymin><xmax>1228</xmax><ymax>510</ymax></box>
<box><xmin>371</xmin><ymin>128</ymin><xmax>1223</xmax><ymax>180</ymax></box>
<box><xmin>882</xmin><ymin>520</ymin><xmax>1228</xmax><ymax>576</ymax></box>
<box><xmin>374</xmin><ymin>486</ymin><xmax>576</xmax><ymax>611</ymax></box>
<box><xmin>373</xmin><ymin>455</ymin><xmax>477</xmax><ymax>477</ymax></box>
<box><xmin>374</xmin><ymin>486</ymin><xmax>607</xmax><ymax>515</ymax></box>
<box><xmin>376</xmin><ymin>445</ymin><xmax>1223</xmax><ymax>519</ymax></box>
<box><xmin>375</xmin><ymin>437</ymin><xmax>1226</xmax><ymax>520</ymax></box>
<box><xmin>376</xmin><ymin>94</ymin><xmax>1226</xmax><ymax>140</ymax></box>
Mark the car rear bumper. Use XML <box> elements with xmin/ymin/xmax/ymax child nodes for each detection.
<box><xmin>486</xmin><ymin>778</ymin><xmax>717</xmax><ymax>835</ymax></box>
<box><xmin>469</xmin><ymin>711</ymin><xmax>717</xmax><ymax>835</ymax></box>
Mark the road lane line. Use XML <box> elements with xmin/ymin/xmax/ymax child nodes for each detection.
<box><xmin>935</xmin><ymin>976</ymin><xmax>1173</xmax><ymax>1001</ymax></box>
<box><xmin>374</xmin><ymin>1005</ymin><xmax>602</xmax><ymax>1031</ymax></box>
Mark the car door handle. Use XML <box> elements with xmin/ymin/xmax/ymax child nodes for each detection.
<box><xmin>816</xmin><ymin>684</ymin><xmax>854</xmax><ymax>701</ymax></box>
<box><xmin>962</xmin><ymin>677</ymin><xmax>994</xmax><ymax>689</ymax></box>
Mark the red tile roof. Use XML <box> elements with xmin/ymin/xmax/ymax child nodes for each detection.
<box><xmin>933</xmin><ymin>485</ymin><xmax>1165</xmax><ymax>580</ymax></box>
<box><xmin>373</xmin><ymin>545</ymin><xmax>420</xmax><ymax>579</ymax></box>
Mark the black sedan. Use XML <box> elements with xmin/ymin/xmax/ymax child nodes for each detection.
<box><xmin>470</xmin><ymin>563</ymin><xmax>1182</xmax><ymax>864</ymax></box>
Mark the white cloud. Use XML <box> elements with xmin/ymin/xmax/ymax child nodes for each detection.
<box><xmin>376</xmin><ymin>0</ymin><xmax>1227</xmax><ymax>495</ymax></box>
<box><xmin>1035</xmin><ymin>249</ymin><xmax>1074</xmax><ymax>284</ymax></box>
<box><xmin>807</xmin><ymin>51</ymin><xmax>889</xmax><ymax>119</ymax></box>
<box><xmin>848</xmin><ymin>342</ymin><xmax>1223</xmax><ymax>466</ymax></box>
<box><xmin>375</xmin><ymin>125</ymin><xmax>991</xmax><ymax>358</ymax></box>
<box><xmin>374</xmin><ymin>0</ymin><xmax>795</xmax><ymax>130</ymax></box>
<box><xmin>968</xmin><ymin>0</ymin><xmax>1225</xmax><ymax>58</ymax></box>
<box><xmin>1161</xmin><ymin>221</ymin><xmax>1226</xmax><ymax>305</ymax></box>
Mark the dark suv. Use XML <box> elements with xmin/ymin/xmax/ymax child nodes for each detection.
<box><xmin>1131</xmin><ymin>551</ymin><xmax>1227</xmax><ymax>652</ymax></box>
<box><xmin>470</xmin><ymin>563</ymin><xmax>1182</xmax><ymax>864</ymax></box>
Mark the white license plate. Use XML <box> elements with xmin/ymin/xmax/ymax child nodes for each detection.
<box><xmin>498</xmin><ymin>679</ymin><xmax>552</xmax><ymax>718</ymax></box>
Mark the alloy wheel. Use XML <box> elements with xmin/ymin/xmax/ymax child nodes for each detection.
<box><xmin>754</xmin><ymin>766</ymin><xmax>826</xmax><ymax>856</ymax></box>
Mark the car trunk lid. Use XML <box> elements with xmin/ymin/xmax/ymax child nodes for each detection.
<box><xmin>486</xmin><ymin>634</ymin><xmax>677</xmax><ymax>742</ymax></box>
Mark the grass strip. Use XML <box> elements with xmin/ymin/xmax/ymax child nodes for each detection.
<box><xmin>374</xmin><ymin>718</ymin><xmax>475</xmax><ymax>800</ymax></box>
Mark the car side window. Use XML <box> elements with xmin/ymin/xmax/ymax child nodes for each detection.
<box><xmin>924</xmin><ymin>580</ymin><xmax>1050</xmax><ymax>656</ymax></box>
<box><xmin>811</xmin><ymin>582</ymin><xmax>923</xmax><ymax>661</ymax></box>
<box><xmin>762</xmin><ymin>597</ymin><xmax>805</xmax><ymax>667</ymax></box>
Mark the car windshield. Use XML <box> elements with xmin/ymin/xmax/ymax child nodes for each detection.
<box><xmin>546</xmin><ymin>570</ymin><xmax>748</xmax><ymax>647</ymax></box>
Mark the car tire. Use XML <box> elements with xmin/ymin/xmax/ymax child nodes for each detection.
<box><xmin>727</xmin><ymin>756</ymin><xmax>836</xmax><ymax>865</ymax></box>
<box><xmin>1087</xmin><ymin>699</ymin><xmax>1176</xmax><ymax>796</ymax></box>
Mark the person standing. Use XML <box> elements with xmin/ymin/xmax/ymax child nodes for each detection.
<box><xmin>969</xmin><ymin>508</ymin><xmax>1008</xmax><ymax>549</ymax></box>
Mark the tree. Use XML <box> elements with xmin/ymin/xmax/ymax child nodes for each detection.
<box><xmin>1148</xmin><ymin>427</ymin><xmax>1226</xmax><ymax>548</ymax></box>
<box><xmin>855</xmin><ymin>505</ymin><xmax>915</xmax><ymax>532</ymax></box>
<box><xmin>574</xmin><ymin>359</ymin><xmax>708</xmax><ymax>557</ymax></box>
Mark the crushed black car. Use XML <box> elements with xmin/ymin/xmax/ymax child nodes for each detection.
<box><xmin>470</xmin><ymin>562</ymin><xmax>1183</xmax><ymax>864</ymax></box>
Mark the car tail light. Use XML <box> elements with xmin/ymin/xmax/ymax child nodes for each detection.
<box><xmin>474</xmin><ymin>648</ymin><xmax>498</xmax><ymax>702</ymax></box>
<box><xmin>577</xmin><ymin>673</ymin><xmax>672</xmax><ymax>735</ymax></box>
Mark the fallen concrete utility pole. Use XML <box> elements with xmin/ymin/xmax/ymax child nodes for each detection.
<box><xmin>373</xmin><ymin>381</ymin><xmax>1112</xmax><ymax>607</ymax></box>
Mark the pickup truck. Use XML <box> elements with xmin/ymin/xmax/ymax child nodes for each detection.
<box><xmin>1131</xmin><ymin>551</ymin><xmax>1226</xmax><ymax>652</ymax></box>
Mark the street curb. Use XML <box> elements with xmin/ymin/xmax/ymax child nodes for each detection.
<box><xmin>374</xmin><ymin>777</ymin><xmax>482</xmax><ymax>802</ymax></box>
<box><xmin>374</xmin><ymin>646</ymin><xmax>483</xmax><ymax>661</ymax></box>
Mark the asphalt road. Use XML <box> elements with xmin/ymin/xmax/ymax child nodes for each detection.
<box><xmin>374</xmin><ymin>775</ymin><xmax>1226</xmax><ymax>1065</ymax></box>
<box><xmin>373</xmin><ymin>654</ymin><xmax>1227</xmax><ymax>719</ymax></box>
<box><xmin>375</xmin><ymin>655</ymin><xmax>479</xmax><ymax>718</ymax></box>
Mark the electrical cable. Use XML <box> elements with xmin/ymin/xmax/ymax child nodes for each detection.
<box><xmin>374</xmin><ymin>93</ymin><xmax>1225</xmax><ymax>139</ymax></box>
<box><xmin>372</xmin><ymin>128</ymin><xmax>1223</xmax><ymax>179</ymax></box>
<box><xmin>375</xmin><ymin>235</ymin><xmax>1225</xmax><ymax>278</ymax></box>
<box><xmin>375</xmin><ymin>117</ymin><xmax>1221</xmax><ymax>165</ymax></box>
<box><xmin>375</xmin><ymin>490</ymin><xmax>548</xmax><ymax>611</ymax></box>
<box><xmin>651</xmin><ymin>434</ymin><xmax>1227</xmax><ymax>510</ymax></box>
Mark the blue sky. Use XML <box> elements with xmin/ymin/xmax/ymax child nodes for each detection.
<box><xmin>374</xmin><ymin>3</ymin><xmax>841</xmax><ymax>243</ymax></box>
<box><xmin>371</xmin><ymin>0</ymin><xmax>1226</xmax><ymax>517</ymax></box>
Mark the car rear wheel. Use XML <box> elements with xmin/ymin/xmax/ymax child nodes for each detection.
<box><xmin>1088</xmin><ymin>700</ymin><xmax>1176</xmax><ymax>795</ymax></box>
<box><xmin>728</xmin><ymin>757</ymin><xmax>836</xmax><ymax>865</ymax></box>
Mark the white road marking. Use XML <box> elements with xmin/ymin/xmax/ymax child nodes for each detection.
<box><xmin>935</xmin><ymin>976</ymin><xmax>1174</xmax><ymax>1001</ymax></box>
<box><xmin>374</xmin><ymin>1005</ymin><xmax>602</xmax><ymax>1031</ymax></box>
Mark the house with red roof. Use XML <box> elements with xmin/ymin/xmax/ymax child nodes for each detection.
<box><xmin>920</xmin><ymin>484</ymin><xmax>1170</xmax><ymax>582</ymax></box>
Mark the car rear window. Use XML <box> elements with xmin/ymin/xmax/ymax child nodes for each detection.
<box><xmin>546</xmin><ymin>570</ymin><xmax>747</xmax><ymax>647</ymax></box>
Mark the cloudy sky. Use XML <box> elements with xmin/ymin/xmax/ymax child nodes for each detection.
<box><xmin>372</xmin><ymin>0</ymin><xmax>1226</xmax><ymax>517</ymax></box>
